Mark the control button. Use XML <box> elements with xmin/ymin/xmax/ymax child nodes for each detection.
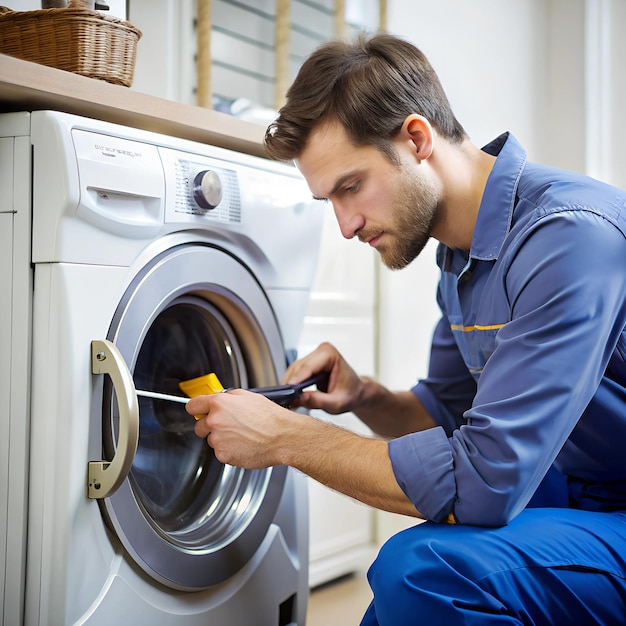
<box><xmin>193</xmin><ymin>170</ymin><xmax>223</xmax><ymax>210</ymax></box>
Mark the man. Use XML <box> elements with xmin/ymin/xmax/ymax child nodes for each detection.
<box><xmin>188</xmin><ymin>34</ymin><xmax>626</xmax><ymax>624</ymax></box>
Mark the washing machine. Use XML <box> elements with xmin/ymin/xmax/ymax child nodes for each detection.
<box><xmin>0</xmin><ymin>110</ymin><xmax>323</xmax><ymax>625</ymax></box>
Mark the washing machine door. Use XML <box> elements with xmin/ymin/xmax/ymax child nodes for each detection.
<box><xmin>98</xmin><ymin>243</ymin><xmax>290</xmax><ymax>591</ymax></box>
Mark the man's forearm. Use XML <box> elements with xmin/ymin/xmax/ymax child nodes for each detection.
<box><xmin>352</xmin><ymin>378</ymin><xmax>437</xmax><ymax>438</ymax></box>
<box><xmin>277</xmin><ymin>413</ymin><xmax>424</xmax><ymax>518</ymax></box>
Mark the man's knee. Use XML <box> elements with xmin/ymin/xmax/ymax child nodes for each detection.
<box><xmin>368</xmin><ymin>522</ymin><xmax>452</xmax><ymax>592</ymax></box>
<box><xmin>366</xmin><ymin>523</ymin><xmax>490</xmax><ymax>624</ymax></box>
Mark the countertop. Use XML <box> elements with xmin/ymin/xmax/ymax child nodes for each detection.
<box><xmin>0</xmin><ymin>54</ymin><xmax>268</xmax><ymax>158</ymax></box>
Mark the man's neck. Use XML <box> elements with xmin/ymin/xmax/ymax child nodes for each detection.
<box><xmin>430</xmin><ymin>139</ymin><xmax>497</xmax><ymax>251</ymax></box>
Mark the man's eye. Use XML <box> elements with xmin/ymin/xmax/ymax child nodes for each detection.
<box><xmin>345</xmin><ymin>184</ymin><xmax>359</xmax><ymax>194</ymax></box>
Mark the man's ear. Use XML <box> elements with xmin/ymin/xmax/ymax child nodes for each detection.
<box><xmin>400</xmin><ymin>114</ymin><xmax>435</xmax><ymax>161</ymax></box>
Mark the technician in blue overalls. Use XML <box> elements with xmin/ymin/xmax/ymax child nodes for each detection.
<box><xmin>189</xmin><ymin>33</ymin><xmax>626</xmax><ymax>624</ymax></box>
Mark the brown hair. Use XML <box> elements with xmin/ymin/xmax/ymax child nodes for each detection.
<box><xmin>264</xmin><ymin>33</ymin><xmax>467</xmax><ymax>162</ymax></box>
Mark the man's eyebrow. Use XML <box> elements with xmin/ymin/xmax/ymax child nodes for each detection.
<box><xmin>312</xmin><ymin>172</ymin><xmax>359</xmax><ymax>201</ymax></box>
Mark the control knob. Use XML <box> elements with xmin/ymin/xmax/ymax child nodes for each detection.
<box><xmin>193</xmin><ymin>170</ymin><xmax>223</xmax><ymax>210</ymax></box>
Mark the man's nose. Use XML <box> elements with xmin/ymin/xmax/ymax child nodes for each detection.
<box><xmin>333</xmin><ymin>203</ymin><xmax>365</xmax><ymax>240</ymax></box>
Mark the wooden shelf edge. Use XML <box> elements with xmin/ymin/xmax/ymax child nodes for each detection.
<box><xmin>0</xmin><ymin>54</ymin><xmax>268</xmax><ymax>158</ymax></box>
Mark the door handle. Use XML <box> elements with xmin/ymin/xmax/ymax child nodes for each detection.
<box><xmin>88</xmin><ymin>339</ymin><xmax>139</xmax><ymax>499</ymax></box>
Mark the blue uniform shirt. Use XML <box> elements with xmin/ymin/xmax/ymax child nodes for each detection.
<box><xmin>388</xmin><ymin>133</ymin><xmax>626</xmax><ymax>526</ymax></box>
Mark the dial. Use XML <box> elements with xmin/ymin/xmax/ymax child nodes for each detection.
<box><xmin>193</xmin><ymin>170</ymin><xmax>223</xmax><ymax>210</ymax></box>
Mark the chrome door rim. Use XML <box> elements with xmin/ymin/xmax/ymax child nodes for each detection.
<box><xmin>100</xmin><ymin>243</ymin><xmax>287</xmax><ymax>590</ymax></box>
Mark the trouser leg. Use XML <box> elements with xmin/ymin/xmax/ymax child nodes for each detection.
<box><xmin>361</xmin><ymin>509</ymin><xmax>626</xmax><ymax>626</ymax></box>
<box><xmin>359</xmin><ymin>601</ymin><xmax>378</xmax><ymax>626</ymax></box>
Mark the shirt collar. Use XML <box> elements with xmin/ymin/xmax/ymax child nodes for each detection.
<box><xmin>470</xmin><ymin>132</ymin><xmax>527</xmax><ymax>261</ymax></box>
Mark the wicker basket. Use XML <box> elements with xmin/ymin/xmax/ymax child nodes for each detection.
<box><xmin>0</xmin><ymin>0</ymin><xmax>142</xmax><ymax>87</ymax></box>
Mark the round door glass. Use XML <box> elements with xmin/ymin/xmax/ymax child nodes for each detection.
<box><xmin>130</xmin><ymin>298</ymin><xmax>244</xmax><ymax>534</ymax></box>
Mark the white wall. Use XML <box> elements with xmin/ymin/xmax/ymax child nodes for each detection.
<box><xmin>584</xmin><ymin>0</ymin><xmax>626</xmax><ymax>189</ymax></box>
<box><xmin>390</xmin><ymin>0</ymin><xmax>548</xmax><ymax>154</ymax></box>
<box><xmin>129</xmin><ymin>0</ymin><xmax>195</xmax><ymax>103</ymax></box>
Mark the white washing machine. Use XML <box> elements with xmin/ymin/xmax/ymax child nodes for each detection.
<box><xmin>0</xmin><ymin>110</ymin><xmax>323</xmax><ymax>625</ymax></box>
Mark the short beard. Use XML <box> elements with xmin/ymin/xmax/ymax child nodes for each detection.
<box><xmin>378</xmin><ymin>163</ymin><xmax>439</xmax><ymax>270</ymax></box>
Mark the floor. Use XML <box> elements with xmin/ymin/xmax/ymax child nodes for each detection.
<box><xmin>306</xmin><ymin>571</ymin><xmax>372</xmax><ymax>625</ymax></box>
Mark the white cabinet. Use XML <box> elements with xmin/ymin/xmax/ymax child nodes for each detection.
<box><xmin>298</xmin><ymin>205</ymin><xmax>378</xmax><ymax>587</ymax></box>
<box><xmin>0</xmin><ymin>121</ymin><xmax>32</xmax><ymax>626</ymax></box>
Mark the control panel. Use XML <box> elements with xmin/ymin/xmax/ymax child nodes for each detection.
<box><xmin>160</xmin><ymin>147</ymin><xmax>242</xmax><ymax>224</ymax></box>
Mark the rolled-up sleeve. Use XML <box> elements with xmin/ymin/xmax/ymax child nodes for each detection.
<box><xmin>388</xmin><ymin>427</ymin><xmax>456</xmax><ymax>522</ymax></box>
